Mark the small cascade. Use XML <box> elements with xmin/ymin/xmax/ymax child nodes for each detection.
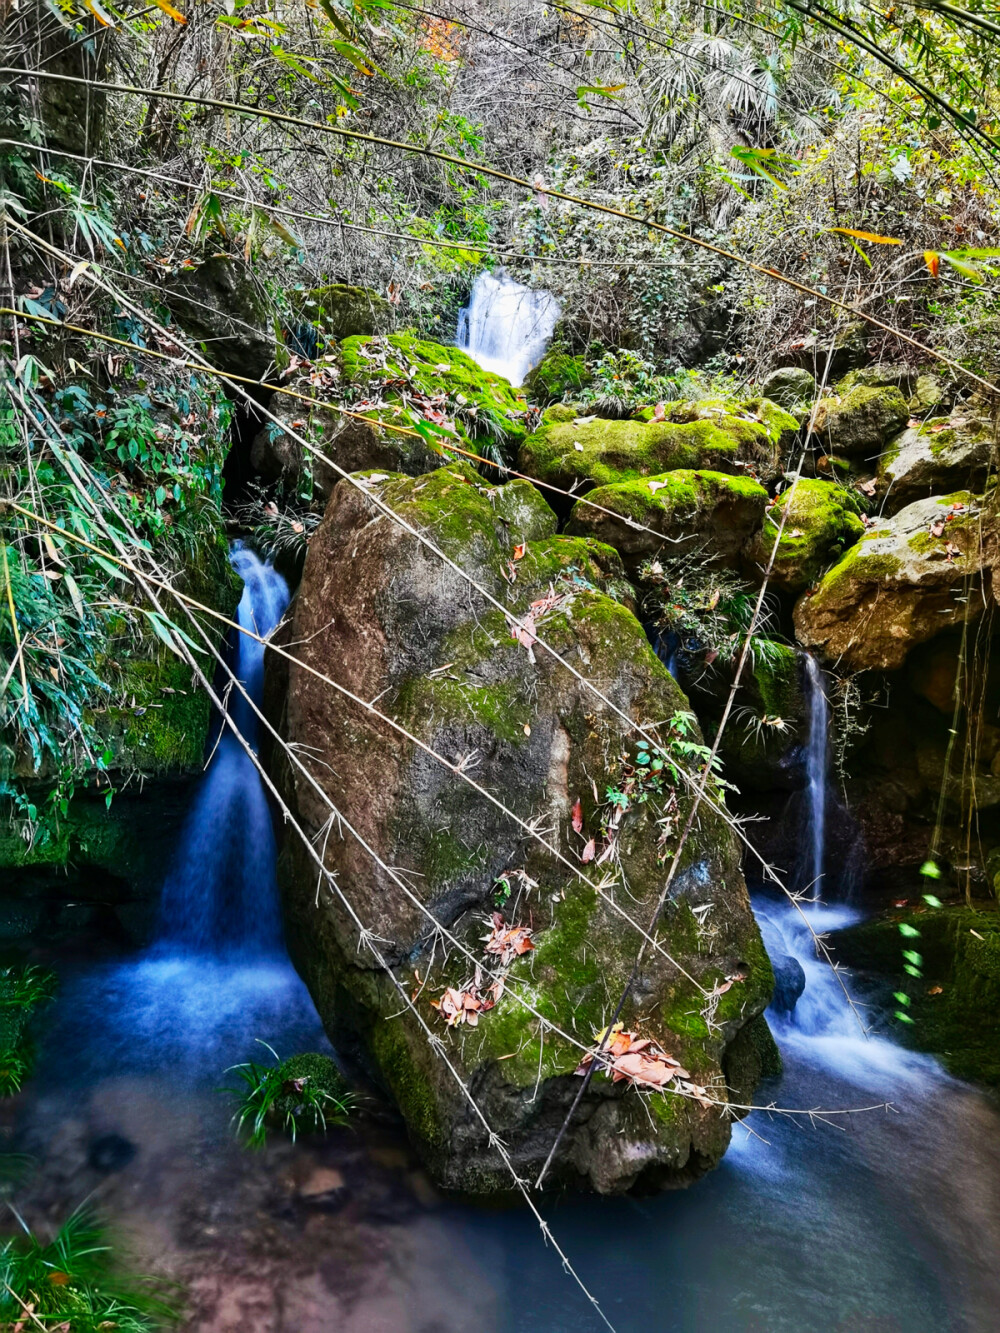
<box><xmin>754</xmin><ymin>894</ymin><xmax>939</xmax><ymax>1090</ymax></box>
<box><xmin>456</xmin><ymin>270</ymin><xmax>559</xmax><ymax>385</ymax></box>
<box><xmin>156</xmin><ymin>545</ymin><xmax>290</xmax><ymax>956</ymax></box>
<box><xmin>802</xmin><ymin>653</ymin><xmax>829</xmax><ymax>900</ymax></box>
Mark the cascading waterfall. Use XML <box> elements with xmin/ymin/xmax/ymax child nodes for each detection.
<box><xmin>157</xmin><ymin>545</ymin><xmax>289</xmax><ymax>956</ymax></box>
<box><xmin>457</xmin><ymin>270</ymin><xmax>559</xmax><ymax>386</ymax></box>
<box><xmin>802</xmin><ymin>653</ymin><xmax>829</xmax><ymax>900</ymax></box>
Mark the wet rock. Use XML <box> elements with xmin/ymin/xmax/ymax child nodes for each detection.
<box><xmin>793</xmin><ymin>491</ymin><xmax>999</xmax><ymax>671</ymax></box>
<box><xmin>742</xmin><ymin>478</ymin><xmax>865</xmax><ymax>592</ymax></box>
<box><xmin>274</xmin><ymin>461</ymin><xmax>774</xmax><ymax>1196</ymax></box>
<box><xmin>879</xmin><ymin>414</ymin><xmax>995</xmax><ymax>513</ymax></box>
<box><xmin>520</xmin><ymin>398</ymin><xmax>796</xmax><ymax>495</ymax></box>
<box><xmin>770</xmin><ymin>954</ymin><xmax>806</xmax><ymax>1013</ymax></box>
<box><xmin>565</xmin><ymin>469</ymin><xmax>768</xmax><ymax>572</ymax></box>
<box><xmin>811</xmin><ymin>384</ymin><xmax>909</xmax><ymax>457</ymax></box>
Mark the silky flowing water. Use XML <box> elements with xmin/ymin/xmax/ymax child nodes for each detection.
<box><xmin>9</xmin><ymin>547</ymin><xmax>1000</xmax><ymax>1330</ymax></box>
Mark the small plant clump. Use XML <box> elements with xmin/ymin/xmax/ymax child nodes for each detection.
<box><xmin>0</xmin><ymin>1206</ymin><xmax>173</xmax><ymax>1332</ymax></box>
<box><xmin>640</xmin><ymin>551</ymin><xmax>787</xmax><ymax>683</ymax></box>
<box><xmin>224</xmin><ymin>1043</ymin><xmax>355</xmax><ymax>1150</ymax></box>
<box><xmin>0</xmin><ymin>963</ymin><xmax>56</xmax><ymax>1097</ymax></box>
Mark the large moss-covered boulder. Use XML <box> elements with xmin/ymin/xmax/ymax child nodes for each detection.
<box><xmin>522</xmin><ymin>350</ymin><xmax>591</xmax><ymax>404</ymax></box>
<box><xmin>793</xmin><ymin>491</ymin><xmax>999</xmax><ymax>670</ymax></box>
<box><xmin>743</xmin><ymin>479</ymin><xmax>865</xmax><ymax>592</ymax></box>
<box><xmin>273</xmin><ymin>462</ymin><xmax>773</xmax><ymax>1196</ymax></box>
<box><xmin>252</xmin><ymin>333</ymin><xmax>530</xmax><ymax>502</ymax></box>
<box><xmin>811</xmin><ymin>384</ymin><xmax>909</xmax><ymax>457</ymax></box>
<box><xmin>565</xmin><ymin>469</ymin><xmax>768</xmax><ymax>571</ymax></box>
<box><xmin>519</xmin><ymin>397</ymin><xmax>795</xmax><ymax>496</ymax></box>
<box><xmin>878</xmin><ymin>415</ymin><xmax>995</xmax><ymax>513</ymax></box>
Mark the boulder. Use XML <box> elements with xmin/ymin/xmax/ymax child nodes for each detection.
<box><xmin>522</xmin><ymin>350</ymin><xmax>591</xmax><ymax>404</ymax></box>
<box><xmin>879</xmin><ymin>415</ymin><xmax>995</xmax><ymax>513</ymax></box>
<box><xmin>565</xmin><ymin>469</ymin><xmax>768</xmax><ymax>572</ymax></box>
<box><xmin>793</xmin><ymin>492</ymin><xmax>999</xmax><ymax>671</ymax></box>
<box><xmin>162</xmin><ymin>257</ymin><xmax>275</xmax><ymax>380</ymax></box>
<box><xmin>810</xmin><ymin>384</ymin><xmax>909</xmax><ymax>457</ymax></box>
<box><xmin>770</xmin><ymin>954</ymin><xmax>806</xmax><ymax>1014</ymax></box>
<box><xmin>273</xmin><ymin>461</ymin><xmax>774</xmax><ymax>1195</ymax></box>
<box><xmin>760</xmin><ymin>367</ymin><xmax>816</xmax><ymax>411</ymax></box>
<box><xmin>743</xmin><ymin>478</ymin><xmax>865</xmax><ymax>592</ymax></box>
<box><xmin>520</xmin><ymin>398</ymin><xmax>796</xmax><ymax>496</ymax></box>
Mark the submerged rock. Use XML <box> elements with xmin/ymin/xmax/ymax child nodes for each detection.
<box><xmin>565</xmin><ymin>469</ymin><xmax>768</xmax><ymax>571</ymax></box>
<box><xmin>770</xmin><ymin>954</ymin><xmax>806</xmax><ymax>1014</ymax></box>
<box><xmin>793</xmin><ymin>491</ymin><xmax>999</xmax><ymax>671</ymax></box>
<box><xmin>273</xmin><ymin>462</ymin><xmax>774</xmax><ymax>1196</ymax></box>
<box><xmin>879</xmin><ymin>415</ymin><xmax>995</xmax><ymax>513</ymax></box>
<box><xmin>519</xmin><ymin>397</ymin><xmax>796</xmax><ymax>495</ymax></box>
<box><xmin>743</xmin><ymin>478</ymin><xmax>865</xmax><ymax>592</ymax></box>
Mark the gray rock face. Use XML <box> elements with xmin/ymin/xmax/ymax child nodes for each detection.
<box><xmin>760</xmin><ymin>367</ymin><xmax>816</xmax><ymax>410</ymax></box>
<box><xmin>879</xmin><ymin>416</ymin><xmax>995</xmax><ymax>514</ymax></box>
<box><xmin>162</xmin><ymin>257</ymin><xmax>275</xmax><ymax>380</ymax></box>
<box><xmin>794</xmin><ymin>492</ymin><xmax>999</xmax><ymax>671</ymax></box>
<box><xmin>272</xmin><ymin>461</ymin><xmax>774</xmax><ymax>1196</ymax></box>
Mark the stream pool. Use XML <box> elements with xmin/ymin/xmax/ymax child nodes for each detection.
<box><xmin>9</xmin><ymin>894</ymin><xmax>1000</xmax><ymax>1333</ymax></box>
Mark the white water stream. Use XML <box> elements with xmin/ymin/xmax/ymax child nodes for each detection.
<box><xmin>457</xmin><ymin>270</ymin><xmax>559</xmax><ymax>385</ymax></box>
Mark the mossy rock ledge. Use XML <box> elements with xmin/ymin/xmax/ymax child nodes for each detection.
<box><xmin>878</xmin><ymin>414</ymin><xmax>996</xmax><ymax>514</ymax></box>
<box><xmin>518</xmin><ymin>396</ymin><xmax>797</xmax><ymax>498</ymax></box>
<box><xmin>272</xmin><ymin>461</ymin><xmax>774</xmax><ymax>1196</ymax></box>
<box><xmin>794</xmin><ymin>491</ymin><xmax>999</xmax><ymax>671</ymax></box>
<box><xmin>252</xmin><ymin>332</ymin><xmax>528</xmax><ymax>503</ymax></box>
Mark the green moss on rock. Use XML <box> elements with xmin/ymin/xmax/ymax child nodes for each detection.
<box><xmin>812</xmin><ymin>384</ymin><xmax>909</xmax><ymax>455</ymax></box>
<box><xmin>832</xmin><ymin>904</ymin><xmax>1000</xmax><ymax>1089</ymax></box>
<box><xmin>522</xmin><ymin>350</ymin><xmax>591</xmax><ymax>404</ymax></box>
<box><xmin>744</xmin><ymin>478</ymin><xmax>865</xmax><ymax>592</ymax></box>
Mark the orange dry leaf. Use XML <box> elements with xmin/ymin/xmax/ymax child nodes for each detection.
<box><xmin>430</xmin><ymin>985</ymin><xmax>493</xmax><ymax>1028</ymax></box>
<box><xmin>571</xmin><ymin>798</ymin><xmax>584</xmax><ymax>834</ymax></box>
<box><xmin>924</xmin><ymin>250</ymin><xmax>941</xmax><ymax>278</ymax></box>
<box><xmin>513</xmin><ymin>542</ymin><xmax>526</xmax><ymax>560</ymax></box>
<box><xmin>483</xmin><ymin>912</ymin><xmax>534</xmax><ymax>965</ymax></box>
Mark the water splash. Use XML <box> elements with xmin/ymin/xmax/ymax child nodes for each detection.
<box><xmin>156</xmin><ymin>545</ymin><xmax>289</xmax><ymax>956</ymax></box>
<box><xmin>457</xmin><ymin>271</ymin><xmax>559</xmax><ymax>386</ymax></box>
<box><xmin>802</xmin><ymin>653</ymin><xmax>829</xmax><ymax>900</ymax></box>
<box><xmin>755</xmin><ymin>895</ymin><xmax>939</xmax><ymax>1091</ymax></box>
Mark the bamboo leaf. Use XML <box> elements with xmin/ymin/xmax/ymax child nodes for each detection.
<box><xmin>828</xmin><ymin>227</ymin><xmax>903</xmax><ymax>245</ymax></box>
<box><xmin>152</xmin><ymin>0</ymin><xmax>187</xmax><ymax>22</ymax></box>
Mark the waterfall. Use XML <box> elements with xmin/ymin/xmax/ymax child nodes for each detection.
<box><xmin>156</xmin><ymin>545</ymin><xmax>290</xmax><ymax>956</ymax></box>
<box><xmin>802</xmin><ymin>653</ymin><xmax>829</xmax><ymax>901</ymax></box>
<box><xmin>456</xmin><ymin>270</ymin><xmax>559</xmax><ymax>386</ymax></box>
